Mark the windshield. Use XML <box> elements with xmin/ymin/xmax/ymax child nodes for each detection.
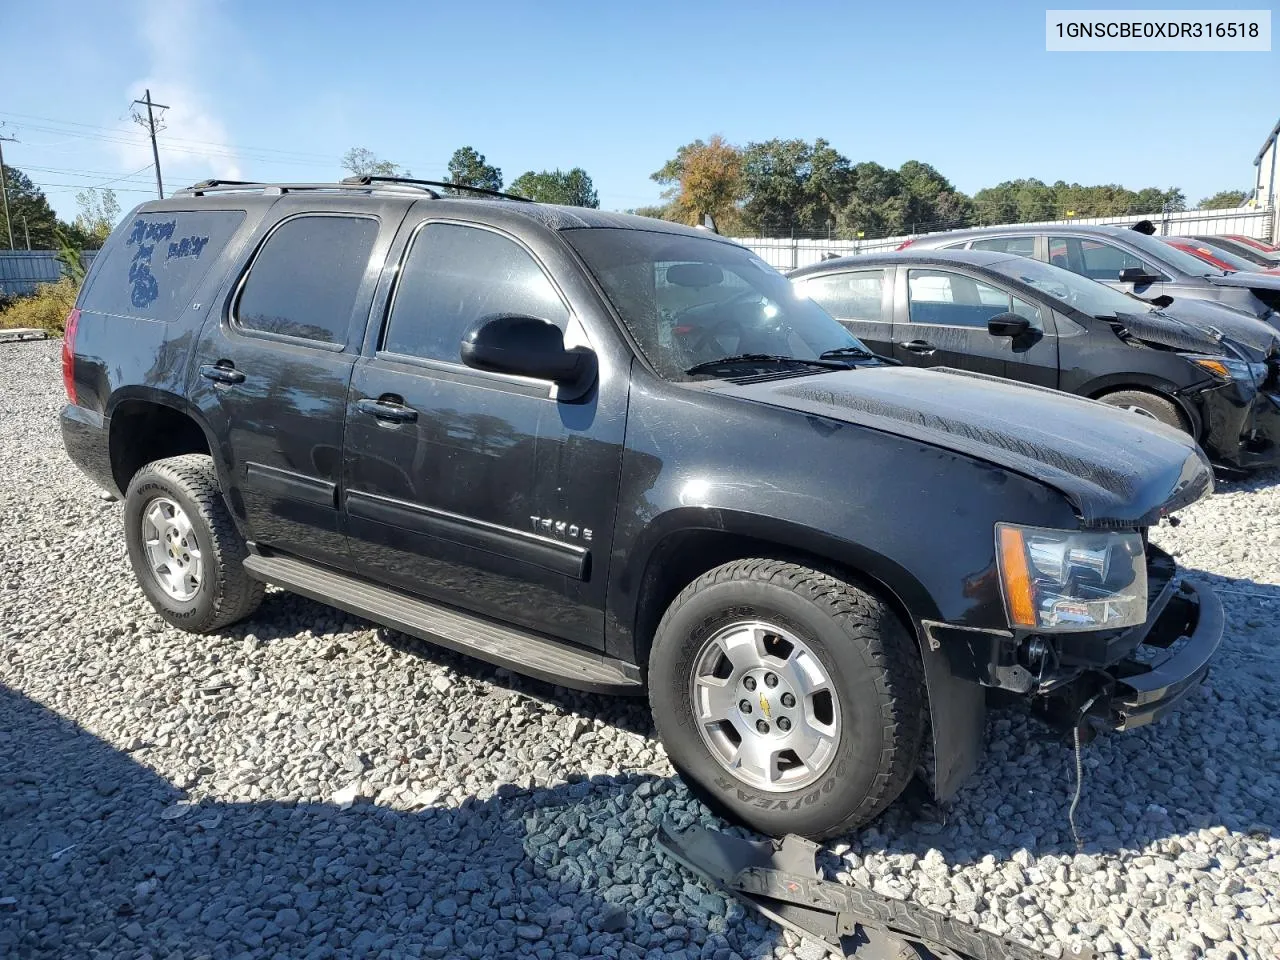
<box><xmin>1122</xmin><ymin>231</ymin><xmax>1228</xmax><ymax>276</ymax></box>
<box><xmin>987</xmin><ymin>255</ymin><xmax>1155</xmax><ymax>319</ymax></box>
<box><xmin>564</xmin><ymin>228</ymin><xmax>866</xmax><ymax>380</ymax></box>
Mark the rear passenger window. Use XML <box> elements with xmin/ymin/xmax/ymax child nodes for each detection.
<box><xmin>382</xmin><ymin>223</ymin><xmax>568</xmax><ymax>364</ymax></box>
<box><xmin>798</xmin><ymin>270</ymin><xmax>886</xmax><ymax>324</ymax></box>
<box><xmin>79</xmin><ymin>210</ymin><xmax>245</xmax><ymax>322</ymax></box>
<box><xmin>971</xmin><ymin>236</ymin><xmax>1035</xmax><ymax>257</ymax></box>
<box><xmin>235</xmin><ymin>216</ymin><xmax>378</xmax><ymax>344</ymax></box>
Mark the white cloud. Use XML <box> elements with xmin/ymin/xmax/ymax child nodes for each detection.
<box><xmin>115</xmin><ymin>0</ymin><xmax>242</xmax><ymax>187</ymax></box>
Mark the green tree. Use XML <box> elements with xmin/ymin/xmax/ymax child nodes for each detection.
<box><xmin>1197</xmin><ymin>189</ymin><xmax>1250</xmax><ymax>209</ymax></box>
<box><xmin>73</xmin><ymin>188</ymin><xmax>121</xmax><ymax>245</ymax></box>
<box><xmin>896</xmin><ymin>160</ymin><xmax>972</xmax><ymax>232</ymax></box>
<box><xmin>651</xmin><ymin>135</ymin><xmax>744</xmax><ymax>232</ymax></box>
<box><xmin>0</xmin><ymin>165</ymin><xmax>64</xmax><ymax>249</ymax></box>
<box><xmin>446</xmin><ymin>147</ymin><xmax>503</xmax><ymax>194</ymax></box>
<box><xmin>508</xmin><ymin>168</ymin><xmax>599</xmax><ymax>206</ymax></box>
<box><xmin>739</xmin><ymin>138</ymin><xmax>852</xmax><ymax>236</ymax></box>
<box><xmin>340</xmin><ymin>147</ymin><xmax>411</xmax><ymax>178</ymax></box>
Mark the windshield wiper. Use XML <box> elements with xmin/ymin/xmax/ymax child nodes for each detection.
<box><xmin>819</xmin><ymin>346</ymin><xmax>898</xmax><ymax>365</ymax></box>
<box><xmin>684</xmin><ymin>354</ymin><xmax>849</xmax><ymax>376</ymax></box>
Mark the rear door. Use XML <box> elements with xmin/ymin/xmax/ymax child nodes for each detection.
<box><xmin>792</xmin><ymin>267</ymin><xmax>894</xmax><ymax>354</ymax></box>
<box><xmin>189</xmin><ymin>198</ymin><xmax>402</xmax><ymax>568</ymax></box>
<box><xmin>891</xmin><ymin>266</ymin><xmax>1059</xmax><ymax>387</ymax></box>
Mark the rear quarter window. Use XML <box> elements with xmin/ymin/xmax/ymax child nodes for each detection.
<box><xmin>79</xmin><ymin>210</ymin><xmax>246</xmax><ymax>322</ymax></box>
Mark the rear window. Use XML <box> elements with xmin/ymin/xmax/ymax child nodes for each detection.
<box><xmin>234</xmin><ymin>215</ymin><xmax>379</xmax><ymax>345</ymax></box>
<box><xmin>80</xmin><ymin>210</ymin><xmax>245</xmax><ymax>321</ymax></box>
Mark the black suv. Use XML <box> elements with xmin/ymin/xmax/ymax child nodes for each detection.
<box><xmin>790</xmin><ymin>250</ymin><xmax>1280</xmax><ymax>472</ymax></box>
<box><xmin>61</xmin><ymin>179</ymin><xmax>1223</xmax><ymax>838</ymax></box>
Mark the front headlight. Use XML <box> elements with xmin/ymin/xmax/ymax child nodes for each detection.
<box><xmin>995</xmin><ymin>524</ymin><xmax>1147</xmax><ymax>632</ymax></box>
<box><xmin>1188</xmin><ymin>355</ymin><xmax>1268</xmax><ymax>388</ymax></box>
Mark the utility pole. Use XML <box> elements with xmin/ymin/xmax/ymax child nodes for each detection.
<box><xmin>0</xmin><ymin>128</ymin><xmax>16</xmax><ymax>250</ymax></box>
<box><xmin>131</xmin><ymin>89</ymin><xmax>169</xmax><ymax>199</ymax></box>
<box><xmin>21</xmin><ymin>216</ymin><xmax>30</xmax><ymax>250</ymax></box>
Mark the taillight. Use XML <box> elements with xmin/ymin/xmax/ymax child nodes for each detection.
<box><xmin>895</xmin><ymin>239</ymin><xmax>915</xmax><ymax>251</ymax></box>
<box><xmin>62</xmin><ymin>307</ymin><xmax>80</xmax><ymax>404</ymax></box>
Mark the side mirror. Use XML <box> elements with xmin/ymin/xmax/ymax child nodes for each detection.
<box><xmin>461</xmin><ymin>315</ymin><xmax>596</xmax><ymax>400</ymax></box>
<box><xmin>988</xmin><ymin>313</ymin><xmax>1031</xmax><ymax>337</ymax></box>
<box><xmin>1118</xmin><ymin>266</ymin><xmax>1157</xmax><ymax>284</ymax></box>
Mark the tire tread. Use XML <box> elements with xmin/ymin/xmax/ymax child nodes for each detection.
<box><xmin>653</xmin><ymin>558</ymin><xmax>926</xmax><ymax>837</ymax></box>
<box><xmin>128</xmin><ymin>454</ymin><xmax>264</xmax><ymax>633</ymax></box>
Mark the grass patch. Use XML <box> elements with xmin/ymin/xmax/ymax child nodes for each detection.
<box><xmin>0</xmin><ymin>279</ymin><xmax>80</xmax><ymax>336</ymax></box>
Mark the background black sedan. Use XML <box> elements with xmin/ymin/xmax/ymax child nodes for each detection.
<box><xmin>789</xmin><ymin>250</ymin><xmax>1280</xmax><ymax>471</ymax></box>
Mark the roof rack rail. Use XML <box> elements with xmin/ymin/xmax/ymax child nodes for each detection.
<box><xmin>173</xmin><ymin>177</ymin><xmax>536</xmax><ymax>202</ymax></box>
<box><xmin>173</xmin><ymin>179</ymin><xmax>445</xmax><ymax>198</ymax></box>
<box><xmin>340</xmin><ymin>175</ymin><xmax>533</xmax><ymax>203</ymax></box>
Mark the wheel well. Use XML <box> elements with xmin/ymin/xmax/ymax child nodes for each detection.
<box><xmin>631</xmin><ymin>530</ymin><xmax>919</xmax><ymax>669</ymax></box>
<box><xmin>1089</xmin><ymin>384</ymin><xmax>1196</xmax><ymax>434</ymax></box>
<box><xmin>109</xmin><ymin>400</ymin><xmax>211</xmax><ymax>494</ymax></box>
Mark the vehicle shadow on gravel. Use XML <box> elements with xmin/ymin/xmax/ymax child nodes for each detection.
<box><xmin>244</xmin><ymin>588</ymin><xmax>659</xmax><ymax>739</ymax></box>
<box><xmin>0</xmin><ymin>682</ymin><xmax>778</xmax><ymax>960</ymax></box>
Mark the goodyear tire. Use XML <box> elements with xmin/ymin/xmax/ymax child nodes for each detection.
<box><xmin>648</xmin><ymin>559</ymin><xmax>925</xmax><ymax>839</ymax></box>
<box><xmin>123</xmin><ymin>454</ymin><xmax>264</xmax><ymax>634</ymax></box>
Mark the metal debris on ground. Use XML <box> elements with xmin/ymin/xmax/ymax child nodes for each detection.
<box><xmin>658</xmin><ymin>821</ymin><xmax>1103</xmax><ymax>960</ymax></box>
<box><xmin>0</xmin><ymin>328</ymin><xmax>49</xmax><ymax>343</ymax></box>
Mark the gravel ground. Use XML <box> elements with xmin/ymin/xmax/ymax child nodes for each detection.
<box><xmin>1</xmin><ymin>338</ymin><xmax>1277</xmax><ymax>960</ymax></box>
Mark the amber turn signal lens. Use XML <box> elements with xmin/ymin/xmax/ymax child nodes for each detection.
<box><xmin>1190</xmin><ymin>357</ymin><xmax>1230</xmax><ymax>379</ymax></box>
<box><xmin>998</xmin><ymin>525</ymin><xmax>1037</xmax><ymax>628</ymax></box>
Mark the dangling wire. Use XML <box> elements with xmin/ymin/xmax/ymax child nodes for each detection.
<box><xmin>1069</xmin><ymin>691</ymin><xmax>1103</xmax><ymax>852</ymax></box>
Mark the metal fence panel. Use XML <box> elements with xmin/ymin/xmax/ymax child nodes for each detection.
<box><xmin>0</xmin><ymin>251</ymin><xmax>99</xmax><ymax>298</ymax></box>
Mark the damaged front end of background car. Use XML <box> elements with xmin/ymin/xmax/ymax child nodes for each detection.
<box><xmin>1108</xmin><ymin>306</ymin><xmax>1280</xmax><ymax>473</ymax></box>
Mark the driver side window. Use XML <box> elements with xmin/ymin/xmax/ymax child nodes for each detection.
<box><xmin>382</xmin><ymin>223</ymin><xmax>569</xmax><ymax>363</ymax></box>
<box><xmin>907</xmin><ymin>270</ymin><xmax>1042</xmax><ymax>330</ymax></box>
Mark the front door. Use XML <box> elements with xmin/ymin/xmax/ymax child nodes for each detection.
<box><xmin>1047</xmin><ymin>235</ymin><xmax>1168</xmax><ymax>303</ymax></box>
<box><xmin>892</xmin><ymin>267</ymin><xmax>1059</xmax><ymax>387</ymax></box>
<box><xmin>190</xmin><ymin>202</ymin><xmax>396</xmax><ymax>568</ymax></box>
<box><xmin>342</xmin><ymin>218</ymin><xmax>626</xmax><ymax>649</ymax></box>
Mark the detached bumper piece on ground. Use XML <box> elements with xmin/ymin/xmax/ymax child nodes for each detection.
<box><xmin>658</xmin><ymin>822</ymin><xmax>1103</xmax><ymax>960</ymax></box>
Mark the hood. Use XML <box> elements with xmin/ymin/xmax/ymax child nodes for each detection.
<box><xmin>1205</xmin><ymin>271</ymin><xmax>1280</xmax><ymax>292</ymax></box>
<box><xmin>1115</xmin><ymin>304</ymin><xmax>1279</xmax><ymax>361</ymax></box>
<box><xmin>1139</xmin><ymin>298</ymin><xmax>1280</xmax><ymax>358</ymax></box>
<box><xmin>718</xmin><ymin>367</ymin><xmax>1212</xmax><ymax>527</ymax></box>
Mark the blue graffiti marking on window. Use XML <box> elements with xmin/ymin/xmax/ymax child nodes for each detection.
<box><xmin>165</xmin><ymin>236</ymin><xmax>210</xmax><ymax>261</ymax></box>
<box><xmin>124</xmin><ymin>217</ymin><xmax>177</xmax><ymax>308</ymax></box>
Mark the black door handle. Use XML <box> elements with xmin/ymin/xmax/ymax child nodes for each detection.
<box><xmin>356</xmin><ymin>397</ymin><xmax>418</xmax><ymax>424</ymax></box>
<box><xmin>199</xmin><ymin>363</ymin><xmax>246</xmax><ymax>385</ymax></box>
<box><xmin>901</xmin><ymin>340</ymin><xmax>936</xmax><ymax>356</ymax></box>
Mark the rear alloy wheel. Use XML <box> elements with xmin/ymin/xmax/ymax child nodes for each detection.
<box><xmin>649</xmin><ymin>559</ymin><xmax>925</xmax><ymax>839</ymax></box>
<box><xmin>124</xmin><ymin>454</ymin><xmax>264</xmax><ymax>633</ymax></box>
<box><xmin>1098</xmin><ymin>389</ymin><xmax>1188</xmax><ymax>433</ymax></box>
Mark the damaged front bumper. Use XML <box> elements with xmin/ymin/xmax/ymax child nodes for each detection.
<box><xmin>1099</xmin><ymin>577</ymin><xmax>1223</xmax><ymax>729</ymax></box>
<box><xmin>1196</xmin><ymin>379</ymin><xmax>1280</xmax><ymax>470</ymax></box>
<box><xmin>921</xmin><ymin>547</ymin><xmax>1224</xmax><ymax>799</ymax></box>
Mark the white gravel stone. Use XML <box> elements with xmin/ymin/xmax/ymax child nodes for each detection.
<box><xmin>1</xmin><ymin>339</ymin><xmax>1277</xmax><ymax>960</ymax></box>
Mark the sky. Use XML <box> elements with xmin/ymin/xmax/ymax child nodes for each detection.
<box><xmin>2</xmin><ymin>0</ymin><xmax>1276</xmax><ymax>224</ymax></box>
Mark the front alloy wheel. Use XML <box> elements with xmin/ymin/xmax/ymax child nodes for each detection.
<box><xmin>690</xmin><ymin>620</ymin><xmax>841</xmax><ymax>792</ymax></box>
<box><xmin>649</xmin><ymin>558</ymin><xmax>925</xmax><ymax>839</ymax></box>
